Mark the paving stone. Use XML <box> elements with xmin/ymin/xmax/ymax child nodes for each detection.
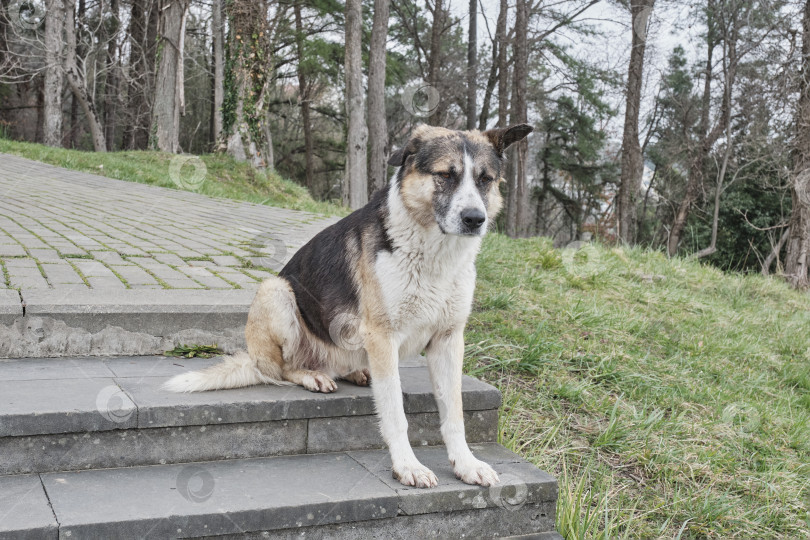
<box><xmin>0</xmin><ymin>377</ymin><xmax>137</xmax><ymax>437</ymax></box>
<box><xmin>26</xmin><ymin>248</ymin><xmax>62</xmax><ymax>262</ymax></box>
<box><xmin>88</xmin><ymin>276</ymin><xmax>128</xmax><ymax>289</ymax></box>
<box><xmin>72</xmin><ymin>259</ymin><xmax>115</xmax><ymax>277</ymax></box>
<box><xmin>90</xmin><ymin>250</ymin><xmax>127</xmax><ymax>264</ymax></box>
<box><xmin>187</xmin><ymin>259</ymin><xmax>217</xmax><ymax>267</ymax></box>
<box><xmin>110</xmin><ymin>264</ymin><xmax>159</xmax><ymax>286</ymax></box>
<box><xmin>153</xmin><ymin>253</ymin><xmax>187</xmax><ymax>266</ymax></box>
<box><xmin>0</xmin><ymin>474</ymin><xmax>58</xmax><ymax>539</ymax></box>
<box><xmin>212</xmin><ymin>255</ymin><xmax>240</xmax><ymax>266</ymax></box>
<box><xmin>39</xmin><ymin>262</ymin><xmax>84</xmax><ymax>284</ymax></box>
<box><xmin>41</xmin><ymin>453</ymin><xmax>398</xmax><ymax>538</ymax></box>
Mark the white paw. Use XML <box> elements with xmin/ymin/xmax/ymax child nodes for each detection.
<box><xmin>302</xmin><ymin>373</ymin><xmax>337</xmax><ymax>393</ymax></box>
<box><xmin>392</xmin><ymin>461</ymin><xmax>439</xmax><ymax>488</ymax></box>
<box><xmin>454</xmin><ymin>458</ymin><xmax>499</xmax><ymax>487</ymax></box>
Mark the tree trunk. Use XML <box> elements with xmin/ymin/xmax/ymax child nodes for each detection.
<box><xmin>427</xmin><ymin>0</ymin><xmax>444</xmax><ymax>126</ymax></box>
<box><xmin>211</xmin><ymin>0</ymin><xmax>224</xmax><ymax>145</ymax></box>
<box><xmin>42</xmin><ymin>0</ymin><xmax>65</xmax><ymax>148</ymax></box>
<box><xmin>294</xmin><ymin>1</ymin><xmax>315</xmax><ymax>192</ymax></box>
<box><xmin>101</xmin><ymin>0</ymin><xmax>119</xmax><ymax>150</ymax></box>
<box><xmin>466</xmin><ymin>0</ymin><xmax>477</xmax><ymax>130</ymax></box>
<box><xmin>617</xmin><ymin>0</ymin><xmax>654</xmax><ymax>244</ymax></box>
<box><xmin>496</xmin><ymin>0</ymin><xmax>508</xmax><ymax>129</ymax></box>
<box><xmin>367</xmin><ymin>0</ymin><xmax>390</xmax><ymax>196</ymax></box>
<box><xmin>785</xmin><ymin>0</ymin><xmax>810</xmax><ymax>289</ymax></box>
<box><xmin>343</xmin><ymin>0</ymin><xmax>368</xmax><ymax>209</ymax></box>
<box><xmin>223</xmin><ymin>0</ymin><xmax>272</xmax><ymax>169</ymax></box>
<box><xmin>64</xmin><ymin>0</ymin><xmax>106</xmax><ymax>152</ymax></box>
<box><xmin>506</xmin><ymin>0</ymin><xmax>528</xmax><ymax>238</ymax></box>
<box><xmin>121</xmin><ymin>0</ymin><xmax>157</xmax><ymax>150</ymax></box>
<box><xmin>151</xmin><ymin>0</ymin><xmax>188</xmax><ymax>153</ymax></box>
<box><xmin>478</xmin><ymin>0</ymin><xmax>505</xmax><ymax>131</ymax></box>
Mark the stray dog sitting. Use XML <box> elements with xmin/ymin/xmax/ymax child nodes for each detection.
<box><xmin>164</xmin><ymin>123</ymin><xmax>533</xmax><ymax>488</ymax></box>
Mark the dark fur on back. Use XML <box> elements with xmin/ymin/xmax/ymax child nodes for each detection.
<box><xmin>279</xmin><ymin>186</ymin><xmax>392</xmax><ymax>345</ymax></box>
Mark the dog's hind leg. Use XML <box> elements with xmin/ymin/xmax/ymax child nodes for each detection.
<box><xmin>245</xmin><ymin>276</ymin><xmax>301</xmax><ymax>383</ymax></box>
<box><xmin>342</xmin><ymin>369</ymin><xmax>371</xmax><ymax>386</ymax></box>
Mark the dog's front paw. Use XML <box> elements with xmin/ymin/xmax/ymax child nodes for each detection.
<box><xmin>392</xmin><ymin>461</ymin><xmax>438</xmax><ymax>488</ymax></box>
<box><xmin>301</xmin><ymin>372</ymin><xmax>337</xmax><ymax>393</ymax></box>
<box><xmin>454</xmin><ymin>458</ymin><xmax>499</xmax><ymax>487</ymax></box>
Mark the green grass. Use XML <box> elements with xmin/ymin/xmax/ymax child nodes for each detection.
<box><xmin>468</xmin><ymin>235</ymin><xmax>810</xmax><ymax>539</ymax></box>
<box><xmin>0</xmin><ymin>139</ymin><xmax>347</xmax><ymax>216</ymax></box>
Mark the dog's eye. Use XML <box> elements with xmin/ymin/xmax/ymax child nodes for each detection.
<box><xmin>437</xmin><ymin>172</ymin><xmax>452</xmax><ymax>180</ymax></box>
<box><xmin>481</xmin><ymin>175</ymin><xmax>494</xmax><ymax>184</ymax></box>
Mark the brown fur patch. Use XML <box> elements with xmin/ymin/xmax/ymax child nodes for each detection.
<box><xmin>400</xmin><ymin>171</ymin><xmax>437</xmax><ymax>228</ymax></box>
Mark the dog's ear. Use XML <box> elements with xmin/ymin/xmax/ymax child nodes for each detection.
<box><xmin>388</xmin><ymin>126</ymin><xmax>428</xmax><ymax>167</ymax></box>
<box><xmin>483</xmin><ymin>124</ymin><xmax>533</xmax><ymax>157</ymax></box>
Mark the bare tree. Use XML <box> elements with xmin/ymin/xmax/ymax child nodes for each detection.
<box><xmin>294</xmin><ymin>1</ymin><xmax>315</xmax><ymax>191</ymax></box>
<box><xmin>100</xmin><ymin>0</ymin><xmax>120</xmax><ymax>150</ymax></box>
<box><xmin>64</xmin><ymin>0</ymin><xmax>106</xmax><ymax>152</ymax></box>
<box><xmin>427</xmin><ymin>0</ymin><xmax>446</xmax><ymax>126</ymax></box>
<box><xmin>151</xmin><ymin>0</ymin><xmax>188</xmax><ymax>153</ymax></box>
<box><xmin>466</xmin><ymin>0</ymin><xmax>477</xmax><ymax>130</ymax></box>
<box><xmin>122</xmin><ymin>0</ymin><xmax>158</xmax><ymax>150</ymax></box>
<box><xmin>211</xmin><ymin>0</ymin><xmax>224</xmax><ymax>144</ymax></box>
<box><xmin>344</xmin><ymin>0</ymin><xmax>367</xmax><ymax>208</ymax></box>
<box><xmin>367</xmin><ymin>0</ymin><xmax>390</xmax><ymax>196</ymax></box>
<box><xmin>496</xmin><ymin>0</ymin><xmax>509</xmax><ymax>129</ymax></box>
<box><xmin>506</xmin><ymin>0</ymin><xmax>529</xmax><ymax>237</ymax></box>
<box><xmin>785</xmin><ymin>0</ymin><xmax>810</xmax><ymax>288</ymax></box>
<box><xmin>42</xmin><ymin>0</ymin><xmax>64</xmax><ymax>147</ymax></box>
<box><xmin>617</xmin><ymin>0</ymin><xmax>655</xmax><ymax>244</ymax></box>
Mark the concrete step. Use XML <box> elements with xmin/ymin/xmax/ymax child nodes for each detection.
<box><xmin>0</xmin><ymin>444</ymin><xmax>559</xmax><ymax>539</ymax></box>
<box><xmin>1</xmin><ymin>289</ymin><xmax>258</xmax><ymax>358</ymax></box>
<box><xmin>0</xmin><ymin>356</ymin><xmax>500</xmax><ymax>475</ymax></box>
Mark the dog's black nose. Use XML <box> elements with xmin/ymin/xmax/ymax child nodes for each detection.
<box><xmin>460</xmin><ymin>208</ymin><xmax>486</xmax><ymax>230</ymax></box>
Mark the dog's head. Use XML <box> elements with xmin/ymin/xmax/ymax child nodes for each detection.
<box><xmin>389</xmin><ymin>124</ymin><xmax>533</xmax><ymax>236</ymax></box>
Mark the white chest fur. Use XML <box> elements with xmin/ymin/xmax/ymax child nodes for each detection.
<box><xmin>374</xmin><ymin>227</ymin><xmax>480</xmax><ymax>335</ymax></box>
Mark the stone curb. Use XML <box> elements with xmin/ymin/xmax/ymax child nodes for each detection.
<box><xmin>21</xmin><ymin>288</ymin><xmax>257</xmax><ymax>334</ymax></box>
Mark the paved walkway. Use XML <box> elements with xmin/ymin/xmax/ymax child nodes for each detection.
<box><xmin>0</xmin><ymin>154</ymin><xmax>337</xmax><ymax>292</ymax></box>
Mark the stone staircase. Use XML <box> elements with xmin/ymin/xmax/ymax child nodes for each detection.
<box><xmin>0</xmin><ymin>355</ymin><xmax>561</xmax><ymax>539</ymax></box>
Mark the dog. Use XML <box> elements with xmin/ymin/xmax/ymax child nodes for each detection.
<box><xmin>164</xmin><ymin>123</ymin><xmax>533</xmax><ymax>488</ymax></box>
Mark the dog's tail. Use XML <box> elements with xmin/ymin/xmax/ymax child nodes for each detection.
<box><xmin>162</xmin><ymin>350</ymin><xmax>289</xmax><ymax>393</ymax></box>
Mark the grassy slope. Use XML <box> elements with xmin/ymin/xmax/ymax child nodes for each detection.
<box><xmin>470</xmin><ymin>235</ymin><xmax>809</xmax><ymax>539</ymax></box>
<box><xmin>5</xmin><ymin>142</ymin><xmax>808</xmax><ymax>537</ymax></box>
<box><xmin>0</xmin><ymin>139</ymin><xmax>347</xmax><ymax>216</ymax></box>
